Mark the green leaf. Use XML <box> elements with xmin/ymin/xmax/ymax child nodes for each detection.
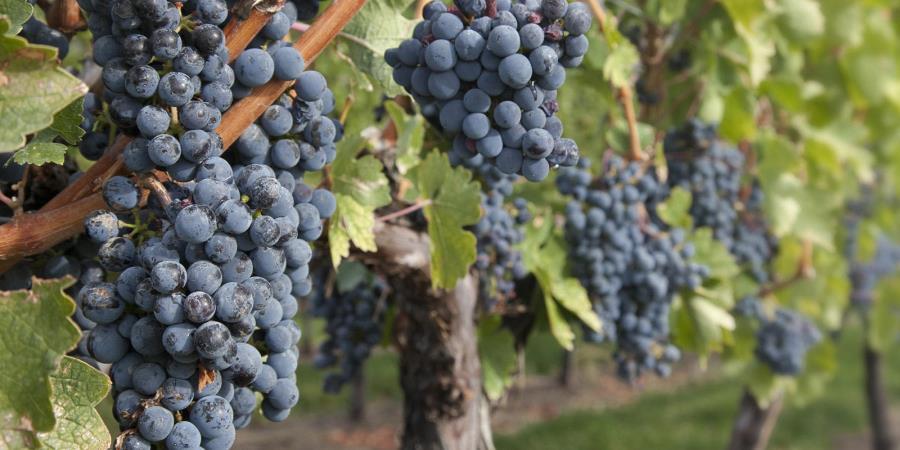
<box><xmin>478</xmin><ymin>316</ymin><xmax>517</xmax><ymax>401</ymax></box>
<box><xmin>535</xmin><ymin>267</ymin><xmax>576</xmax><ymax>351</ymax></box>
<box><xmin>384</xmin><ymin>100</ymin><xmax>424</xmax><ymax>173</ymax></box>
<box><xmin>690</xmin><ymin>228</ymin><xmax>740</xmax><ymax>280</ymax></box>
<box><xmin>49</xmin><ymin>97</ymin><xmax>86</xmax><ymax>146</ymax></box>
<box><xmin>657</xmin><ymin>0</ymin><xmax>687</xmax><ymax>25</ymax></box>
<box><xmin>335</xmin><ymin>261</ymin><xmax>370</xmax><ymax>293</ymax></box>
<box><xmin>409</xmin><ymin>151</ymin><xmax>481</xmax><ymax>289</ymax></box>
<box><xmin>329</xmin><ymin>133</ymin><xmax>392</xmax><ymax>267</ymax></box>
<box><xmin>719</xmin><ymin>0</ymin><xmax>775</xmax><ymax>85</ymax></box>
<box><xmin>867</xmin><ymin>276</ymin><xmax>900</xmax><ymax>352</ymax></box>
<box><xmin>520</xmin><ymin>219</ymin><xmax>600</xmax><ymax>349</ymax></box>
<box><xmin>329</xmin><ymin>194</ymin><xmax>379</xmax><ymax>267</ymax></box>
<box><xmin>342</xmin><ymin>0</ymin><xmax>416</xmax><ymax>95</ymax></box>
<box><xmin>656</xmin><ymin>186</ymin><xmax>692</xmax><ymax>229</ymax></box>
<box><xmin>0</xmin><ymin>19</ymin><xmax>88</xmax><ymax>151</ymax></box>
<box><xmin>12</xmin><ymin>134</ymin><xmax>67</xmax><ymax>165</ymax></box>
<box><xmin>775</xmin><ymin>0</ymin><xmax>823</xmax><ymax>42</ymax></box>
<box><xmin>719</xmin><ymin>87</ymin><xmax>757</xmax><ymax>141</ymax></box>
<box><xmin>0</xmin><ymin>277</ymin><xmax>81</xmax><ymax>442</ymax></box>
<box><xmin>549</xmin><ymin>277</ymin><xmax>601</xmax><ymax>332</ymax></box>
<box><xmin>0</xmin><ymin>0</ymin><xmax>33</xmax><ymax>34</ymax></box>
<box><xmin>745</xmin><ymin>363</ymin><xmax>793</xmax><ymax>409</ymax></box>
<box><xmin>602</xmin><ymin>39</ymin><xmax>639</xmax><ymax>88</ymax></box>
<box><xmin>672</xmin><ymin>293</ymin><xmax>735</xmax><ymax>357</ymax></box>
<box><xmin>36</xmin><ymin>357</ymin><xmax>111</xmax><ymax>450</ymax></box>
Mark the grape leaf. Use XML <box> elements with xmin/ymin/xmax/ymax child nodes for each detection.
<box><xmin>478</xmin><ymin>316</ymin><xmax>517</xmax><ymax>401</ymax></box>
<box><xmin>335</xmin><ymin>260</ymin><xmax>370</xmax><ymax>294</ymax></box>
<box><xmin>656</xmin><ymin>186</ymin><xmax>693</xmax><ymax>229</ymax></box>
<box><xmin>342</xmin><ymin>0</ymin><xmax>416</xmax><ymax>96</ymax></box>
<box><xmin>519</xmin><ymin>217</ymin><xmax>600</xmax><ymax>350</ymax></box>
<box><xmin>12</xmin><ymin>130</ymin><xmax>67</xmax><ymax>165</ymax></box>
<box><xmin>383</xmin><ymin>100</ymin><xmax>424</xmax><ymax>174</ymax></box>
<box><xmin>719</xmin><ymin>87</ymin><xmax>757</xmax><ymax>141</ymax></box>
<box><xmin>49</xmin><ymin>97</ymin><xmax>86</xmax><ymax>146</ymax></box>
<box><xmin>409</xmin><ymin>151</ymin><xmax>481</xmax><ymax>289</ymax></box>
<box><xmin>690</xmin><ymin>228</ymin><xmax>740</xmax><ymax>281</ymax></box>
<box><xmin>0</xmin><ymin>19</ymin><xmax>87</xmax><ymax>152</ymax></box>
<box><xmin>36</xmin><ymin>356</ymin><xmax>111</xmax><ymax>450</ymax></box>
<box><xmin>671</xmin><ymin>293</ymin><xmax>735</xmax><ymax>358</ymax></box>
<box><xmin>0</xmin><ymin>0</ymin><xmax>33</xmax><ymax>34</ymax></box>
<box><xmin>329</xmin><ymin>133</ymin><xmax>392</xmax><ymax>267</ymax></box>
<box><xmin>330</xmin><ymin>194</ymin><xmax>379</xmax><ymax>267</ymax></box>
<box><xmin>0</xmin><ymin>277</ymin><xmax>80</xmax><ymax>443</ymax></box>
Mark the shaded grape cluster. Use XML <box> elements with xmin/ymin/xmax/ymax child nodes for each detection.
<box><xmin>385</xmin><ymin>0</ymin><xmax>590</xmax><ymax>181</ymax></box>
<box><xmin>557</xmin><ymin>156</ymin><xmax>709</xmax><ymax>379</ymax></box>
<box><xmin>311</xmin><ymin>275</ymin><xmax>388</xmax><ymax>393</ymax></box>
<box><xmin>755</xmin><ymin>306</ymin><xmax>822</xmax><ymax>375</ymax></box>
<box><xmin>664</xmin><ymin>120</ymin><xmax>778</xmax><ymax>284</ymax></box>
<box><xmin>471</xmin><ymin>189</ymin><xmax>529</xmax><ymax>310</ymax></box>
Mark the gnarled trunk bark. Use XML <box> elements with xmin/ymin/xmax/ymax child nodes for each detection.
<box><xmin>864</xmin><ymin>345</ymin><xmax>897</xmax><ymax>450</ymax></box>
<box><xmin>728</xmin><ymin>388</ymin><xmax>784</xmax><ymax>450</ymax></box>
<box><xmin>369</xmin><ymin>224</ymin><xmax>493</xmax><ymax>450</ymax></box>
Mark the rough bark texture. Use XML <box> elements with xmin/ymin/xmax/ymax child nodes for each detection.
<box><xmin>349</xmin><ymin>370</ymin><xmax>366</xmax><ymax>422</ymax></box>
<box><xmin>865</xmin><ymin>346</ymin><xmax>897</xmax><ymax>450</ymax></box>
<box><xmin>728</xmin><ymin>389</ymin><xmax>784</xmax><ymax>450</ymax></box>
<box><xmin>558</xmin><ymin>350</ymin><xmax>574</xmax><ymax>388</ymax></box>
<box><xmin>368</xmin><ymin>223</ymin><xmax>491</xmax><ymax>450</ymax></box>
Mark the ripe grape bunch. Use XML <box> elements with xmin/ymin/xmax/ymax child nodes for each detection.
<box><xmin>384</xmin><ymin>0</ymin><xmax>591</xmax><ymax>181</ymax></box>
<box><xmin>69</xmin><ymin>0</ymin><xmax>341</xmax><ymax>446</ymax></box>
<box><xmin>557</xmin><ymin>156</ymin><xmax>709</xmax><ymax>379</ymax></box>
<box><xmin>843</xmin><ymin>191</ymin><xmax>900</xmax><ymax>308</ymax></box>
<box><xmin>471</xmin><ymin>189</ymin><xmax>529</xmax><ymax>310</ymax></box>
<box><xmin>756</xmin><ymin>311</ymin><xmax>822</xmax><ymax>375</ymax></box>
<box><xmin>664</xmin><ymin>120</ymin><xmax>778</xmax><ymax>284</ymax></box>
<box><xmin>311</xmin><ymin>275</ymin><xmax>388</xmax><ymax>393</ymax></box>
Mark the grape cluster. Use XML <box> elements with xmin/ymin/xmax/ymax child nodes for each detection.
<box><xmin>69</xmin><ymin>1</ymin><xmax>340</xmax><ymax>446</ymax></box>
<box><xmin>79</xmin><ymin>0</ymin><xmax>319</xmax><ymax>165</ymax></box>
<box><xmin>310</xmin><ymin>274</ymin><xmax>387</xmax><ymax>393</ymax></box>
<box><xmin>19</xmin><ymin>16</ymin><xmax>70</xmax><ymax>59</ymax></box>
<box><xmin>664</xmin><ymin>120</ymin><xmax>778</xmax><ymax>284</ymax></box>
<box><xmin>471</xmin><ymin>190</ymin><xmax>529</xmax><ymax>310</ymax></box>
<box><xmin>385</xmin><ymin>0</ymin><xmax>590</xmax><ymax>181</ymax></box>
<box><xmin>557</xmin><ymin>156</ymin><xmax>709</xmax><ymax>379</ymax></box>
<box><xmin>755</xmin><ymin>306</ymin><xmax>822</xmax><ymax>375</ymax></box>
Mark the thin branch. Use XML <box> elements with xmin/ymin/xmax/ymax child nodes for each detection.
<box><xmin>218</xmin><ymin>0</ymin><xmax>368</xmax><ymax>148</ymax></box>
<box><xmin>224</xmin><ymin>5</ymin><xmax>283</xmax><ymax>64</ymax></box>
<box><xmin>376</xmin><ymin>200</ymin><xmax>432</xmax><ymax>223</ymax></box>
<box><xmin>0</xmin><ymin>190</ymin><xmax>15</xmax><ymax>210</ymax></box>
<box><xmin>757</xmin><ymin>239</ymin><xmax>814</xmax><ymax>297</ymax></box>
<box><xmin>15</xmin><ymin>165</ymin><xmax>29</xmax><ymax>215</ymax></box>
<box><xmin>0</xmin><ymin>193</ymin><xmax>107</xmax><ymax>267</ymax></box>
<box><xmin>583</xmin><ymin>0</ymin><xmax>644</xmax><ymax>161</ymax></box>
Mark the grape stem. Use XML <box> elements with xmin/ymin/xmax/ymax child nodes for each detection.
<box><xmin>583</xmin><ymin>0</ymin><xmax>645</xmax><ymax>161</ymax></box>
<box><xmin>0</xmin><ymin>0</ymin><xmax>369</xmax><ymax>273</ymax></box>
<box><xmin>0</xmin><ymin>190</ymin><xmax>15</xmax><ymax>210</ymax></box>
<box><xmin>757</xmin><ymin>239</ymin><xmax>814</xmax><ymax>297</ymax></box>
<box><xmin>375</xmin><ymin>200</ymin><xmax>433</xmax><ymax>223</ymax></box>
<box><xmin>142</xmin><ymin>173</ymin><xmax>173</xmax><ymax>207</ymax></box>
